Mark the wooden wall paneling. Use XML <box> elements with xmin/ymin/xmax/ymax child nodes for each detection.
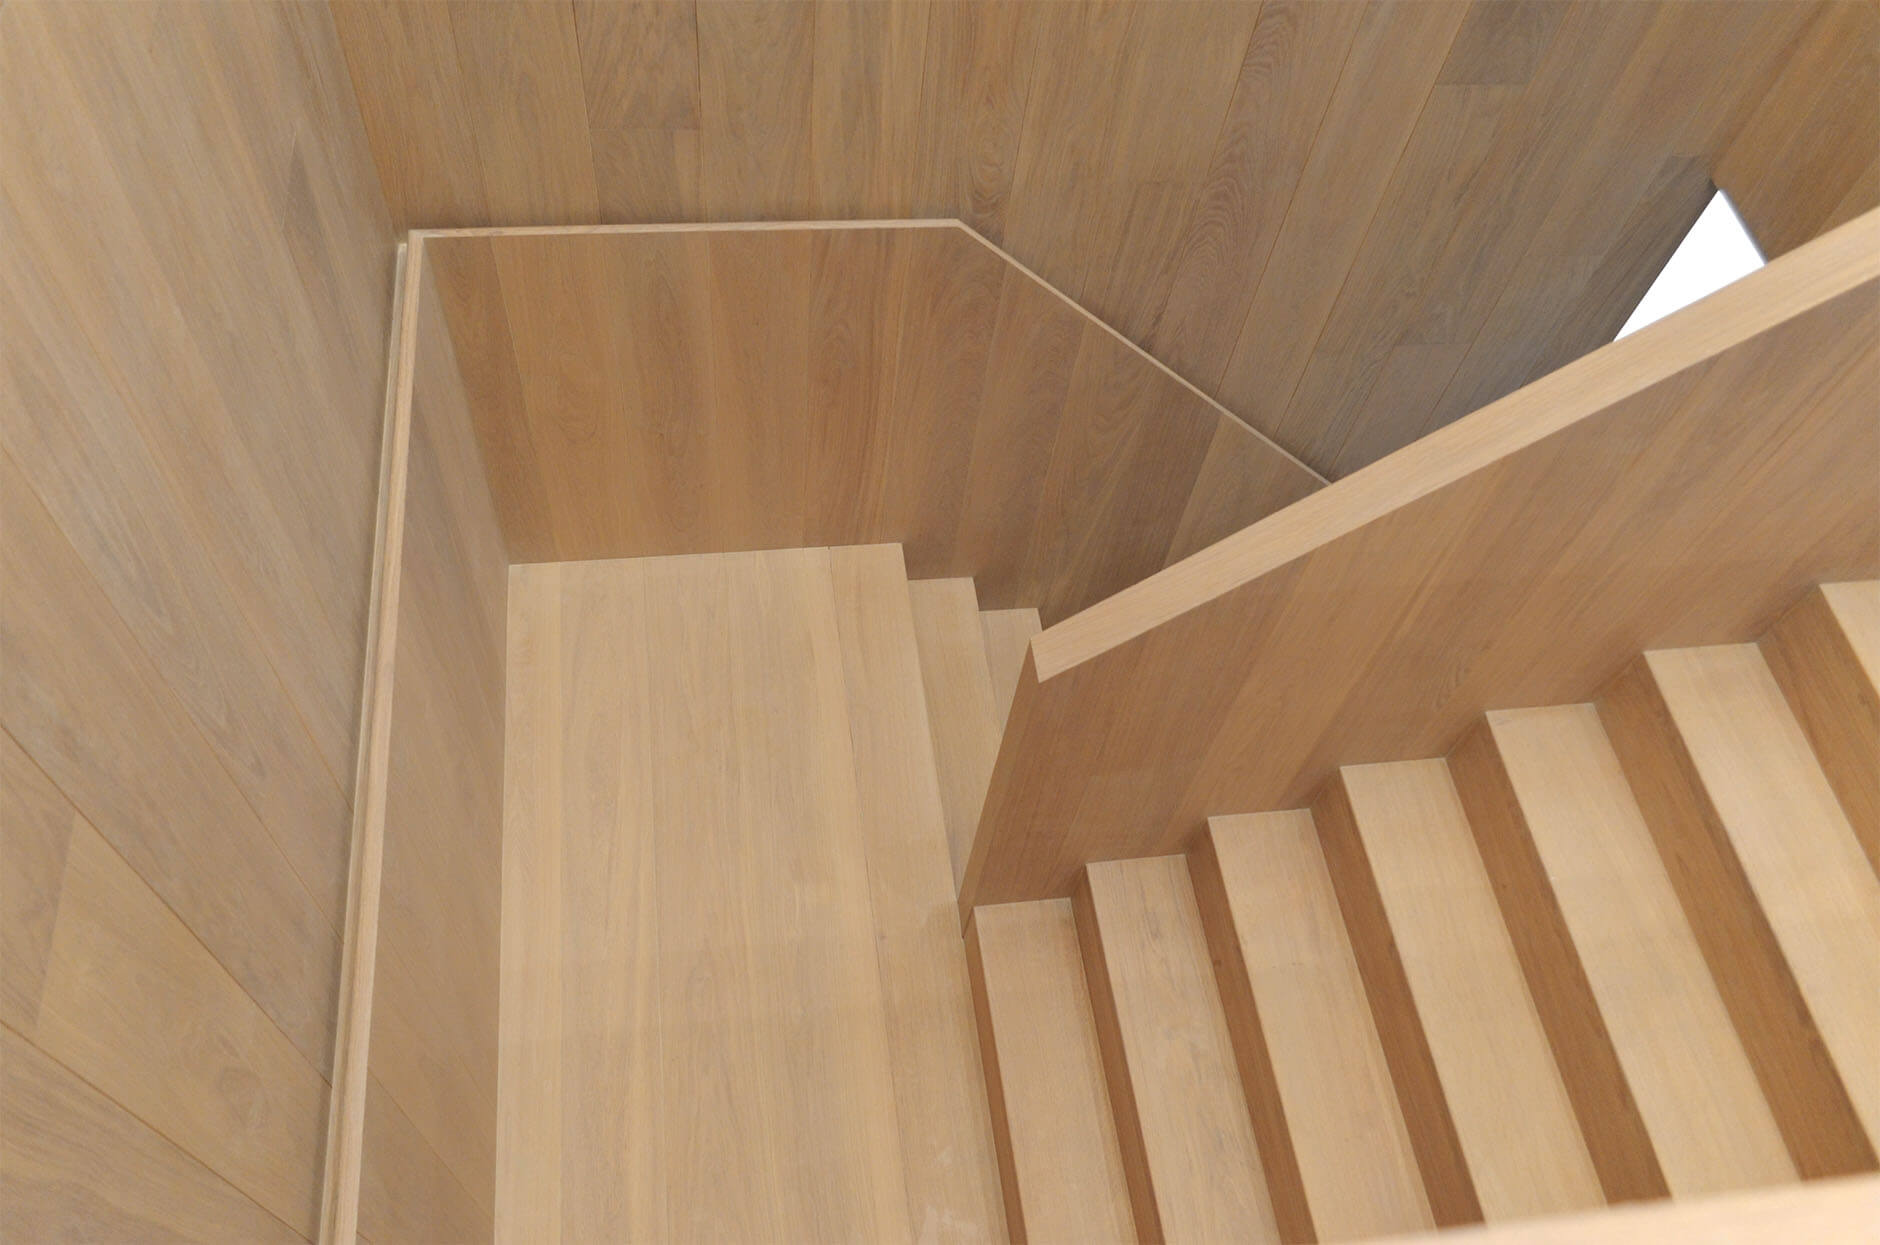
<box><xmin>811</xmin><ymin>0</ymin><xmax>929</xmax><ymax>220</ymax></box>
<box><xmin>697</xmin><ymin>1</ymin><xmax>816</xmax><ymax>218</ymax></box>
<box><xmin>0</xmin><ymin>1028</ymin><xmax>302</xmax><ymax>1243</ymax></box>
<box><xmin>979</xmin><ymin>607</ymin><xmax>1043</xmax><ymax>732</ymax></box>
<box><xmin>358</xmin><ymin>1079</ymin><xmax>494</xmax><ymax>1244</ymax></box>
<box><xmin>1718</xmin><ymin>0</ymin><xmax>1880</xmax><ymax>257</ymax></box>
<box><xmin>1596</xmin><ymin>657</ymin><xmax>1877</xmax><ymax>1178</ymax></box>
<box><xmin>910</xmin><ymin>0</ymin><xmax>1032</xmax><ymax>236</ymax></box>
<box><xmin>962</xmin><ymin>209</ymin><xmax>1880</xmax><ymax>911</ymax></box>
<box><xmin>1762</xmin><ymin>583</ymin><xmax>1880</xmax><ymax>875</ymax></box>
<box><xmin>0</xmin><ymin>733</ymin><xmax>73</xmax><ymax>1035</ymax></box>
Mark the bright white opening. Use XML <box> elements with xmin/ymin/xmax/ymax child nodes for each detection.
<box><xmin>1616</xmin><ymin>190</ymin><xmax>1764</xmax><ymax>339</ymax></box>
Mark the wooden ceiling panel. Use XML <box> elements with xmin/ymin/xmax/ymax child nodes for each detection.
<box><xmin>332</xmin><ymin>0</ymin><xmax>1877</xmax><ymax>480</ymax></box>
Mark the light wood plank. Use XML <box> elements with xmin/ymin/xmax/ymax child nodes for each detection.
<box><xmin>829</xmin><ymin>545</ymin><xmax>1006</xmax><ymax>1242</ymax></box>
<box><xmin>1192</xmin><ymin>812</ymin><xmax>1434</xmax><ymax>1242</ymax></box>
<box><xmin>979</xmin><ymin>607</ymin><xmax>1041</xmax><ymax>731</ymax></box>
<box><xmin>1462</xmin><ymin>705</ymin><xmax>1796</xmax><ymax>1197</ymax></box>
<box><xmin>909</xmin><ymin>578</ymin><xmax>1004</xmax><ymax>889</ymax></box>
<box><xmin>1076</xmin><ymin>855</ymin><xmax>1279</xmax><ymax>1244</ymax></box>
<box><xmin>965</xmin><ymin>900</ymin><xmax>1134</xmax><ymax>1245</ymax></box>
<box><xmin>1762</xmin><ymin>581</ymin><xmax>1880</xmax><ymax>875</ymax></box>
<box><xmin>1641</xmin><ymin>645</ymin><xmax>1880</xmax><ymax>1146</ymax></box>
<box><xmin>1330</xmin><ymin>761</ymin><xmax>1603</xmax><ymax>1222</ymax></box>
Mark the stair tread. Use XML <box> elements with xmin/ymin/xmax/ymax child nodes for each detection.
<box><xmin>1477</xmin><ymin>705</ymin><xmax>1795</xmax><ymax>1196</ymax></box>
<box><xmin>1332</xmin><ymin>760</ymin><xmax>1604</xmax><ymax>1222</ymax></box>
<box><xmin>908</xmin><ymin>578</ymin><xmax>1002</xmax><ymax>889</ymax></box>
<box><xmin>1077</xmin><ymin>856</ymin><xmax>1279</xmax><ymax>1244</ymax></box>
<box><xmin>1762</xmin><ymin>581</ymin><xmax>1880</xmax><ymax>874</ymax></box>
<box><xmin>1645</xmin><ymin>644</ymin><xmax>1880</xmax><ymax>1143</ymax></box>
<box><xmin>979</xmin><ymin>607</ymin><xmax>1042</xmax><ymax>730</ymax></box>
<box><xmin>1197</xmin><ymin>812</ymin><xmax>1433</xmax><ymax>1241</ymax></box>
<box><xmin>967</xmin><ymin>899</ymin><xmax>1133</xmax><ymax>1245</ymax></box>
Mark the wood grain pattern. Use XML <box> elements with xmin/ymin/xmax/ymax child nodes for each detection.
<box><xmin>1075</xmin><ymin>856</ymin><xmax>1279</xmax><ymax>1244</ymax></box>
<box><xmin>966</xmin><ymin>900</ymin><xmax>1134</xmax><ymax>1245</ymax></box>
<box><xmin>1192</xmin><ymin>812</ymin><xmax>1434</xmax><ymax>1242</ymax></box>
<box><xmin>333</xmin><ymin>0</ymin><xmax>1873</xmax><ymax>478</ymax></box>
<box><xmin>1635</xmin><ymin>646</ymin><xmax>1880</xmax><ymax>1147</ymax></box>
<box><xmin>1457</xmin><ymin>708</ymin><xmax>1796</xmax><ymax>1197</ymax></box>
<box><xmin>1333</xmin><ymin>762</ymin><xmax>1604</xmax><ymax>1222</ymax></box>
<box><xmin>330</xmin><ymin>1</ymin><xmax>1872</xmax><ymax>477</ymax></box>
<box><xmin>424</xmin><ymin>221</ymin><xmax>1320</xmax><ymax>622</ymax></box>
<box><xmin>979</xmin><ymin>607</ymin><xmax>1041</xmax><ymax>731</ymax></box>
<box><xmin>1762</xmin><ymin>582</ymin><xmax>1880</xmax><ymax>875</ymax></box>
<box><xmin>963</xmin><ymin>208</ymin><xmax>1880</xmax><ymax>910</ymax></box>
<box><xmin>909</xmin><ymin>579</ymin><xmax>1004</xmax><ymax>889</ymax></box>
<box><xmin>1596</xmin><ymin>656</ymin><xmax>1878</xmax><ymax>1179</ymax></box>
<box><xmin>499</xmin><ymin>548</ymin><xmax>1001</xmax><ymax>1241</ymax></box>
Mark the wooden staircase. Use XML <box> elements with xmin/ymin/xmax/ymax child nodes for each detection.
<box><xmin>957</xmin><ymin>581</ymin><xmax>1880</xmax><ymax>1242</ymax></box>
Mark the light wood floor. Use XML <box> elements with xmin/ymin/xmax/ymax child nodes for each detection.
<box><xmin>498</xmin><ymin>545</ymin><xmax>1004</xmax><ymax>1242</ymax></box>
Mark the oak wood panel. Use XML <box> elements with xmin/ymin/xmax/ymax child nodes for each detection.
<box><xmin>828</xmin><ymin>546</ymin><xmax>1007</xmax><ymax>1241</ymax></box>
<box><xmin>1762</xmin><ymin>582</ymin><xmax>1880</xmax><ymax>875</ymax></box>
<box><xmin>500</xmin><ymin>548</ymin><xmax>1001</xmax><ymax>1241</ymax></box>
<box><xmin>333</xmin><ymin>1</ymin><xmax>1869</xmax><ymax>478</ymax></box>
<box><xmin>1075</xmin><ymin>856</ymin><xmax>1279</xmax><ymax>1244</ymax></box>
<box><xmin>1637</xmin><ymin>646</ymin><xmax>1880</xmax><ymax>1146</ymax></box>
<box><xmin>1458</xmin><ymin>707</ymin><xmax>1795</xmax><ymax>1197</ymax></box>
<box><xmin>963</xmin><ymin>208</ymin><xmax>1880</xmax><ymax>910</ymax></box>
<box><xmin>1192</xmin><ymin>812</ymin><xmax>1434</xmax><ymax>1242</ymax></box>
<box><xmin>979</xmin><ymin>607</ymin><xmax>1042</xmax><ymax>730</ymax></box>
<box><xmin>0</xmin><ymin>1028</ymin><xmax>303</xmax><ymax>1243</ymax></box>
<box><xmin>1447</xmin><ymin>720</ymin><xmax>1668</xmax><ymax>1204</ymax></box>
<box><xmin>909</xmin><ymin>579</ymin><xmax>1004</xmax><ymax>890</ymax></box>
<box><xmin>1</xmin><ymin>1</ymin><xmax>396</xmax><ymax>1228</ymax></box>
<box><xmin>424</xmin><ymin>222</ymin><xmax>1320</xmax><ymax>622</ymax></box>
<box><xmin>1333</xmin><ymin>762</ymin><xmax>1604</xmax><ymax>1221</ymax></box>
<box><xmin>965</xmin><ymin>900</ymin><xmax>1134</xmax><ymax>1245</ymax></box>
<box><xmin>1596</xmin><ymin>656</ymin><xmax>1877</xmax><ymax>1178</ymax></box>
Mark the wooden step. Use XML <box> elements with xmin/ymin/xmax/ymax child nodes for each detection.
<box><xmin>1190</xmin><ymin>812</ymin><xmax>1433</xmax><ymax>1242</ymax></box>
<box><xmin>965</xmin><ymin>900</ymin><xmax>1133</xmax><ymax>1245</ymax></box>
<box><xmin>1762</xmin><ymin>581</ymin><xmax>1880</xmax><ymax>875</ymax></box>
<box><xmin>1599</xmin><ymin>646</ymin><xmax>1880</xmax><ymax>1174</ymax></box>
<box><xmin>1450</xmin><ymin>706</ymin><xmax>1795</xmax><ymax>1198</ymax></box>
<box><xmin>1074</xmin><ymin>856</ymin><xmax>1278</xmax><ymax>1244</ymax></box>
<box><xmin>979</xmin><ymin>606</ymin><xmax>1042</xmax><ymax>730</ymax></box>
<box><xmin>1316</xmin><ymin>760</ymin><xmax>1603</xmax><ymax>1223</ymax></box>
<box><xmin>908</xmin><ymin>578</ymin><xmax>1003</xmax><ymax>888</ymax></box>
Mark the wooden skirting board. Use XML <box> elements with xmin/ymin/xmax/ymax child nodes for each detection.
<box><xmin>963</xmin><ymin>207</ymin><xmax>1880</xmax><ymax>911</ymax></box>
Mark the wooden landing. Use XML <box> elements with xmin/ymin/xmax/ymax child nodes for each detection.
<box><xmin>498</xmin><ymin>545</ymin><xmax>1003</xmax><ymax>1242</ymax></box>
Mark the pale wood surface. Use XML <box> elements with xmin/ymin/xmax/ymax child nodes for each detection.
<box><xmin>964</xmin><ymin>208</ymin><xmax>1880</xmax><ymax>910</ymax></box>
<box><xmin>1195</xmin><ymin>812</ymin><xmax>1434</xmax><ymax>1241</ymax></box>
<box><xmin>332</xmin><ymin>1</ymin><xmax>1871</xmax><ymax>478</ymax></box>
<box><xmin>909</xmin><ymin>579</ymin><xmax>1004</xmax><ymax>889</ymax></box>
<box><xmin>1076</xmin><ymin>856</ymin><xmax>1278</xmax><ymax>1244</ymax></box>
<box><xmin>499</xmin><ymin>547</ymin><xmax>1002</xmax><ymax>1242</ymax></box>
<box><xmin>965</xmin><ymin>900</ymin><xmax>1134</xmax><ymax>1245</ymax></box>
<box><xmin>0</xmin><ymin>0</ymin><xmax>396</xmax><ymax>1230</ymax></box>
<box><xmin>1597</xmin><ymin>655</ymin><xmax>1877</xmax><ymax>1179</ymax></box>
<box><xmin>979</xmin><ymin>607</ymin><xmax>1042</xmax><ymax>732</ymax></box>
<box><xmin>1335</xmin><ymin>762</ymin><xmax>1604</xmax><ymax>1221</ymax></box>
<box><xmin>1762</xmin><ymin>582</ymin><xmax>1880</xmax><ymax>875</ymax></box>
<box><xmin>1468</xmin><ymin>706</ymin><xmax>1796</xmax><ymax>1197</ymax></box>
<box><xmin>1381</xmin><ymin>1173</ymin><xmax>1880</xmax><ymax>1245</ymax></box>
<box><xmin>424</xmin><ymin>222</ymin><xmax>1320</xmax><ymax>622</ymax></box>
<box><xmin>1642</xmin><ymin>645</ymin><xmax>1880</xmax><ymax>1147</ymax></box>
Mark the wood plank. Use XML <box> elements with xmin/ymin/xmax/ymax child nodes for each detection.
<box><xmin>1192</xmin><ymin>812</ymin><xmax>1434</xmax><ymax>1242</ymax></box>
<box><xmin>1075</xmin><ymin>855</ymin><xmax>1278</xmax><ymax>1244</ymax></box>
<box><xmin>908</xmin><ymin>578</ymin><xmax>1004</xmax><ymax>888</ymax></box>
<box><xmin>696</xmin><ymin>0</ymin><xmax>815</xmax><ymax>217</ymax></box>
<box><xmin>979</xmin><ymin>607</ymin><xmax>1042</xmax><ymax>731</ymax></box>
<box><xmin>965</xmin><ymin>207</ymin><xmax>1880</xmax><ymax>910</ymax></box>
<box><xmin>357</xmin><ymin>1076</ymin><xmax>494</xmax><ymax>1244</ymax></box>
<box><xmin>1597</xmin><ymin>655</ymin><xmax>1877</xmax><ymax>1179</ymax></box>
<box><xmin>573</xmin><ymin>1</ymin><xmax>699</xmax><ymax>131</ymax></box>
<box><xmin>1762</xmin><ymin>582</ymin><xmax>1880</xmax><ymax>875</ymax></box>
<box><xmin>0</xmin><ymin>1028</ymin><xmax>301</xmax><ymax>1243</ymax></box>
<box><xmin>829</xmin><ymin>545</ymin><xmax>1006</xmax><ymax>1242</ymax></box>
<box><xmin>0</xmin><ymin>732</ymin><xmax>74</xmax><ymax>1034</ymax></box>
<box><xmin>1328</xmin><ymin>761</ymin><xmax>1604</xmax><ymax>1222</ymax></box>
<box><xmin>1457</xmin><ymin>706</ymin><xmax>1795</xmax><ymax>1197</ymax></box>
<box><xmin>965</xmin><ymin>900</ymin><xmax>1134</xmax><ymax>1245</ymax></box>
<box><xmin>1633</xmin><ymin>645</ymin><xmax>1880</xmax><ymax>1147</ymax></box>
